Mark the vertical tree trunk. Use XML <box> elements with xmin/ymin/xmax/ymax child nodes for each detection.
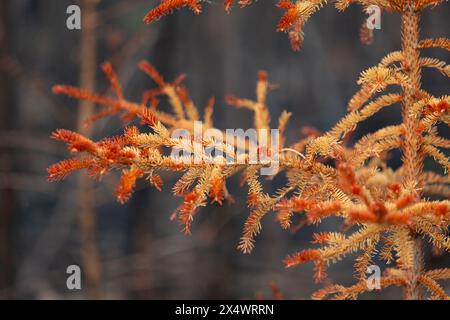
<box><xmin>0</xmin><ymin>0</ymin><xmax>16</xmax><ymax>299</ymax></box>
<box><xmin>401</xmin><ymin>2</ymin><xmax>423</xmax><ymax>192</ymax></box>
<box><xmin>77</xmin><ymin>0</ymin><xmax>102</xmax><ymax>299</ymax></box>
<box><xmin>400</xmin><ymin>2</ymin><xmax>424</xmax><ymax>300</ymax></box>
<box><xmin>403</xmin><ymin>236</ymin><xmax>424</xmax><ymax>300</ymax></box>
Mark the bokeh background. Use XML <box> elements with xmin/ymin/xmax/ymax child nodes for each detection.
<box><xmin>0</xmin><ymin>0</ymin><xmax>448</xmax><ymax>299</ymax></box>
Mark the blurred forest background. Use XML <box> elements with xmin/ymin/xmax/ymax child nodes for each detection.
<box><xmin>0</xmin><ymin>0</ymin><xmax>448</xmax><ymax>299</ymax></box>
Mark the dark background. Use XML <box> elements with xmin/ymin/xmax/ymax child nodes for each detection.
<box><xmin>0</xmin><ymin>0</ymin><xmax>448</xmax><ymax>299</ymax></box>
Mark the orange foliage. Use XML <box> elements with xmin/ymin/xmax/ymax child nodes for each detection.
<box><xmin>48</xmin><ymin>0</ymin><xmax>450</xmax><ymax>300</ymax></box>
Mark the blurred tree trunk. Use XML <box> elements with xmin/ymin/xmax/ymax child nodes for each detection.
<box><xmin>0</xmin><ymin>0</ymin><xmax>16</xmax><ymax>299</ymax></box>
<box><xmin>77</xmin><ymin>0</ymin><xmax>102</xmax><ymax>299</ymax></box>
